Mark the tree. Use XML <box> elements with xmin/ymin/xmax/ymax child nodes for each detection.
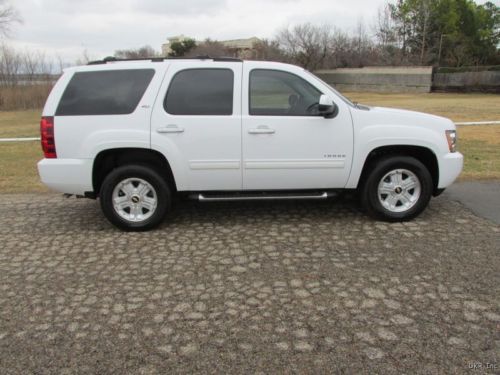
<box><xmin>185</xmin><ymin>39</ymin><xmax>228</xmax><ymax>58</ymax></box>
<box><xmin>352</xmin><ymin>19</ymin><xmax>373</xmax><ymax>67</ymax></box>
<box><xmin>0</xmin><ymin>43</ymin><xmax>20</xmax><ymax>86</ymax></box>
<box><xmin>381</xmin><ymin>0</ymin><xmax>499</xmax><ymax>66</ymax></box>
<box><xmin>21</xmin><ymin>49</ymin><xmax>51</xmax><ymax>81</ymax></box>
<box><xmin>470</xmin><ymin>1</ymin><xmax>499</xmax><ymax>64</ymax></box>
<box><xmin>114</xmin><ymin>45</ymin><xmax>158</xmax><ymax>59</ymax></box>
<box><xmin>375</xmin><ymin>4</ymin><xmax>397</xmax><ymax>47</ymax></box>
<box><xmin>168</xmin><ymin>38</ymin><xmax>196</xmax><ymax>57</ymax></box>
<box><xmin>75</xmin><ymin>49</ymin><xmax>93</xmax><ymax>66</ymax></box>
<box><xmin>276</xmin><ymin>23</ymin><xmax>332</xmax><ymax>70</ymax></box>
<box><xmin>0</xmin><ymin>0</ymin><xmax>21</xmax><ymax>37</ymax></box>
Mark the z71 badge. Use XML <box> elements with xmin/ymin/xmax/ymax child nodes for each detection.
<box><xmin>323</xmin><ymin>154</ymin><xmax>346</xmax><ymax>159</ymax></box>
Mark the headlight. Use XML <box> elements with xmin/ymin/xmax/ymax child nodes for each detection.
<box><xmin>445</xmin><ymin>130</ymin><xmax>457</xmax><ymax>152</ymax></box>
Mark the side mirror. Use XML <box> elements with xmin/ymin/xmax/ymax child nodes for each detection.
<box><xmin>318</xmin><ymin>94</ymin><xmax>338</xmax><ymax>118</ymax></box>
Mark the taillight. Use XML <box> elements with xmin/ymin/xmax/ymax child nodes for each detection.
<box><xmin>40</xmin><ymin>116</ymin><xmax>57</xmax><ymax>158</ymax></box>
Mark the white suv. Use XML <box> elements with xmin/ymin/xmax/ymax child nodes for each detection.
<box><xmin>38</xmin><ymin>57</ymin><xmax>463</xmax><ymax>230</ymax></box>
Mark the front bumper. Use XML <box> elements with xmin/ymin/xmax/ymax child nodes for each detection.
<box><xmin>438</xmin><ymin>152</ymin><xmax>463</xmax><ymax>188</ymax></box>
<box><xmin>37</xmin><ymin>158</ymin><xmax>93</xmax><ymax>195</ymax></box>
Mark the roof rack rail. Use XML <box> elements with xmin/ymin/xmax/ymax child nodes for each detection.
<box><xmin>87</xmin><ymin>56</ymin><xmax>242</xmax><ymax>65</ymax></box>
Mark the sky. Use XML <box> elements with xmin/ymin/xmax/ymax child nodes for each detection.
<box><xmin>8</xmin><ymin>0</ymin><xmax>497</xmax><ymax>64</ymax></box>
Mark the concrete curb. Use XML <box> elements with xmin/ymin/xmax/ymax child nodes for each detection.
<box><xmin>0</xmin><ymin>137</ymin><xmax>40</xmax><ymax>142</ymax></box>
<box><xmin>455</xmin><ymin>121</ymin><xmax>500</xmax><ymax>126</ymax></box>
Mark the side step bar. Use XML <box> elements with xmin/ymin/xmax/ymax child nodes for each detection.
<box><xmin>195</xmin><ymin>192</ymin><xmax>331</xmax><ymax>202</ymax></box>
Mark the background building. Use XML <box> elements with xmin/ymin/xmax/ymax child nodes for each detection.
<box><xmin>161</xmin><ymin>36</ymin><xmax>260</xmax><ymax>58</ymax></box>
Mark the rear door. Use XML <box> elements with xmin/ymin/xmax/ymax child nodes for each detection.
<box><xmin>151</xmin><ymin>61</ymin><xmax>243</xmax><ymax>191</ymax></box>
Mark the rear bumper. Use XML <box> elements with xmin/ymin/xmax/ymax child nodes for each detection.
<box><xmin>438</xmin><ymin>152</ymin><xmax>463</xmax><ymax>188</ymax></box>
<box><xmin>37</xmin><ymin>158</ymin><xmax>93</xmax><ymax>195</ymax></box>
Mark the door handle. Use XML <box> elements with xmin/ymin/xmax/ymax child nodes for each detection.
<box><xmin>157</xmin><ymin>125</ymin><xmax>184</xmax><ymax>134</ymax></box>
<box><xmin>248</xmin><ymin>126</ymin><xmax>275</xmax><ymax>134</ymax></box>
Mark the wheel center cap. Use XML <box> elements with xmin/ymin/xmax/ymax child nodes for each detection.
<box><xmin>394</xmin><ymin>186</ymin><xmax>403</xmax><ymax>194</ymax></box>
<box><xmin>131</xmin><ymin>195</ymin><xmax>140</xmax><ymax>203</ymax></box>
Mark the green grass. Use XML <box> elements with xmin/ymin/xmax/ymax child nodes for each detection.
<box><xmin>0</xmin><ymin>110</ymin><xmax>41</xmax><ymax>138</ymax></box>
<box><xmin>0</xmin><ymin>142</ymin><xmax>46</xmax><ymax>193</ymax></box>
<box><xmin>457</xmin><ymin>125</ymin><xmax>500</xmax><ymax>180</ymax></box>
<box><xmin>0</xmin><ymin>93</ymin><xmax>499</xmax><ymax>193</ymax></box>
<box><xmin>344</xmin><ymin>92</ymin><xmax>500</xmax><ymax>123</ymax></box>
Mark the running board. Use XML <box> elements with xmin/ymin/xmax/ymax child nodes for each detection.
<box><xmin>194</xmin><ymin>191</ymin><xmax>332</xmax><ymax>202</ymax></box>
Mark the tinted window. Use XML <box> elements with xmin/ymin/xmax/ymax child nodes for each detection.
<box><xmin>164</xmin><ymin>69</ymin><xmax>233</xmax><ymax>115</ymax></box>
<box><xmin>249</xmin><ymin>69</ymin><xmax>322</xmax><ymax>116</ymax></box>
<box><xmin>56</xmin><ymin>69</ymin><xmax>155</xmax><ymax>116</ymax></box>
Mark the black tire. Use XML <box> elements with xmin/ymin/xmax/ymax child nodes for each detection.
<box><xmin>99</xmin><ymin>164</ymin><xmax>171</xmax><ymax>231</ymax></box>
<box><xmin>361</xmin><ymin>156</ymin><xmax>433</xmax><ymax>222</ymax></box>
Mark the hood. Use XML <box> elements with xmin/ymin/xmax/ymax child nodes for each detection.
<box><xmin>352</xmin><ymin>105</ymin><xmax>456</xmax><ymax>132</ymax></box>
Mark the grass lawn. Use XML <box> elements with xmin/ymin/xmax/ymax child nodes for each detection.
<box><xmin>0</xmin><ymin>141</ymin><xmax>47</xmax><ymax>193</ymax></box>
<box><xmin>456</xmin><ymin>125</ymin><xmax>500</xmax><ymax>180</ymax></box>
<box><xmin>0</xmin><ymin>92</ymin><xmax>499</xmax><ymax>193</ymax></box>
<box><xmin>0</xmin><ymin>110</ymin><xmax>41</xmax><ymax>138</ymax></box>
<box><xmin>345</xmin><ymin>92</ymin><xmax>500</xmax><ymax>123</ymax></box>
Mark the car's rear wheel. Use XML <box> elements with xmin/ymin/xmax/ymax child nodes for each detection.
<box><xmin>361</xmin><ymin>156</ymin><xmax>433</xmax><ymax>222</ymax></box>
<box><xmin>100</xmin><ymin>165</ymin><xmax>171</xmax><ymax>231</ymax></box>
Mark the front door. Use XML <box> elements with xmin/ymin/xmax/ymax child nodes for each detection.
<box><xmin>151</xmin><ymin>61</ymin><xmax>243</xmax><ymax>191</ymax></box>
<box><xmin>241</xmin><ymin>64</ymin><xmax>353</xmax><ymax>190</ymax></box>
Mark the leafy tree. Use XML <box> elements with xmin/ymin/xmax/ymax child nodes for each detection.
<box><xmin>168</xmin><ymin>38</ymin><xmax>196</xmax><ymax>57</ymax></box>
<box><xmin>379</xmin><ymin>0</ymin><xmax>499</xmax><ymax>66</ymax></box>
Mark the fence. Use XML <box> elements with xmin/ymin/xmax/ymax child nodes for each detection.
<box><xmin>315</xmin><ymin>66</ymin><xmax>500</xmax><ymax>93</ymax></box>
<box><xmin>315</xmin><ymin>67</ymin><xmax>433</xmax><ymax>93</ymax></box>
<box><xmin>432</xmin><ymin>67</ymin><xmax>500</xmax><ymax>93</ymax></box>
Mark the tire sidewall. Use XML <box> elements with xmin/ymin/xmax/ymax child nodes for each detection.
<box><xmin>100</xmin><ymin>165</ymin><xmax>170</xmax><ymax>231</ymax></box>
<box><xmin>363</xmin><ymin>156</ymin><xmax>433</xmax><ymax>221</ymax></box>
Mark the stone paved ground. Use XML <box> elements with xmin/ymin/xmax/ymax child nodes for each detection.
<box><xmin>0</xmin><ymin>194</ymin><xmax>499</xmax><ymax>374</ymax></box>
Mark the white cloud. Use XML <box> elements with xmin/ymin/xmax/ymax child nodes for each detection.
<box><xmin>133</xmin><ymin>0</ymin><xmax>228</xmax><ymax>15</ymax></box>
<box><xmin>10</xmin><ymin>0</ymin><xmax>389</xmax><ymax>63</ymax></box>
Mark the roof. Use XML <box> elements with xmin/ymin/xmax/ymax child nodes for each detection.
<box><xmin>87</xmin><ymin>56</ymin><xmax>242</xmax><ymax>65</ymax></box>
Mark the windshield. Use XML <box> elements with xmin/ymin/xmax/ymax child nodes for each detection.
<box><xmin>303</xmin><ymin>70</ymin><xmax>355</xmax><ymax>107</ymax></box>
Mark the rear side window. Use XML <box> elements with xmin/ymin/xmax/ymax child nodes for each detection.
<box><xmin>56</xmin><ymin>69</ymin><xmax>155</xmax><ymax>116</ymax></box>
<box><xmin>164</xmin><ymin>69</ymin><xmax>233</xmax><ymax>115</ymax></box>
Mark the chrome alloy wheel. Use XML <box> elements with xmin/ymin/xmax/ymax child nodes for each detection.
<box><xmin>112</xmin><ymin>178</ymin><xmax>158</xmax><ymax>222</ymax></box>
<box><xmin>377</xmin><ymin>169</ymin><xmax>421</xmax><ymax>213</ymax></box>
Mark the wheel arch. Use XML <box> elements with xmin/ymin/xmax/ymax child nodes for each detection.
<box><xmin>356</xmin><ymin>145</ymin><xmax>440</xmax><ymax>195</ymax></box>
<box><xmin>91</xmin><ymin>148</ymin><xmax>177</xmax><ymax>197</ymax></box>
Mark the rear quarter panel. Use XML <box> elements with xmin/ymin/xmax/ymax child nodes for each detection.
<box><xmin>49</xmin><ymin>64</ymin><xmax>168</xmax><ymax>159</ymax></box>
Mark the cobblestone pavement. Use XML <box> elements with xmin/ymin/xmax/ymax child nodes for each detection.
<box><xmin>0</xmin><ymin>194</ymin><xmax>499</xmax><ymax>374</ymax></box>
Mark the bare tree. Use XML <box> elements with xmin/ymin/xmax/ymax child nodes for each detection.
<box><xmin>0</xmin><ymin>43</ymin><xmax>21</xmax><ymax>85</ymax></box>
<box><xmin>277</xmin><ymin>23</ymin><xmax>332</xmax><ymax>70</ymax></box>
<box><xmin>326</xmin><ymin>28</ymin><xmax>350</xmax><ymax>67</ymax></box>
<box><xmin>418</xmin><ymin>0</ymin><xmax>431</xmax><ymax>64</ymax></box>
<box><xmin>55</xmin><ymin>54</ymin><xmax>66</xmax><ymax>75</ymax></box>
<box><xmin>185</xmin><ymin>39</ymin><xmax>228</xmax><ymax>58</ymax></box>
<box><xmin>75</xmin><ymin>49</ymin><xmax>93</xmax><ymax>66</ymax></box>
<box><xmin>22</xmin><ymin>49</ymin><xmax>39</xmax><ymax>81</ymax></box>
<box><xmin>375</xmin><ymin>4</ymin><xmax>396</xmax><ymax>47</ymax></box>
<box><xmin>114</xmin><ymin>45</ymin><xmax>158</xmax><ymax>59</ymax></box>
<box><xmin>0</xmin><ymin>0</ymin><xmax>21</xmax><ymax>37</ymax></box>
<box><xmin>252</xmin><ymin>39</ymin><xmax>287</xmax><ymax>61</ymax></box>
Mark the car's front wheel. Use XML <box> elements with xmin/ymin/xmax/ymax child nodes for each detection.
<box><xmin>361</xmin><ymin>156</ymin><xmax>433</xmax><ymax>222</ymax></box>
<box><xmin>99</xmin><ymin>165</ymin><xmax>171</xmax><ymax>231</ymax></box>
